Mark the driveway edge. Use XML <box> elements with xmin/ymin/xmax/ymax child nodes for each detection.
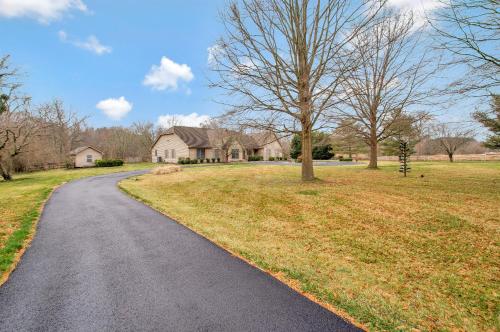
<box><xmin>118</xmin><ymin>176</ymin><xmax>368</xmax><ymax>332</ymax></box>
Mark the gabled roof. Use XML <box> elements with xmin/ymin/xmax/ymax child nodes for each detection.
<box><xmin>166</xmin><ymin>126</ymin><xmax>212</xmax><ymax>148</ymax></box>
<box><xmin>69</xmin><ymin>146</ymin><xmax>103</xmax><ymax>156</ymax></box>
<box><xmin>152</xmin><ymin>126</ymin><xmax>282</xmax><ymax>150</ymax></box>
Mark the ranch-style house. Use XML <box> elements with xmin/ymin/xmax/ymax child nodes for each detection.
<box><xmin>151</xmin><ymin>126</ymin><xmax>284</xmax><ymax>163</ymax></box>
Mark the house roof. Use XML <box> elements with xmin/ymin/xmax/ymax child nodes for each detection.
<box><xmin>166</xmin><ymin>126</ymin><xmax>213</xmax><ymax>148</ymax></box>
<box><xmin>152</xmin><ymin>126</ymin><xmax>282</xmax><ymax>150</ymax></box>
<box><xmin>69</xmin><ymin>146</ymin><xmax>103</xmax><ymax>156</ymax></box>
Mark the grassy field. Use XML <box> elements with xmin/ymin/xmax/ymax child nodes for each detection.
<box><xmin>121</xmin><ymin>161</ymin><xmax>500</xmax><ymax>331</ymax></box>
<box><xmin>0</xmin><ymin>163</ymin><xmax>153</xmax><ymax>282</ymax></box>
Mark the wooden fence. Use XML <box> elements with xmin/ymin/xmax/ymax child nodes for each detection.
<box><xmin>356</xmin><ymin>153</ymin><xmax>500</xmax><ymax>162</ymax></box>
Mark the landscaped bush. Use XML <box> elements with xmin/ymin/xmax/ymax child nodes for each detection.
<box><xmin>199</xmin><ymin>159</ymin><xmax>204</xmax><ymax>163</ymax></box>
<box><xmin>312</xmin><ymin>144</ymin><xmax>334</xmax><ymax>160</ymax></box>
<box><xmin>339</xmin><ymin>157</ymin><xmax>353</xmax><ymax>162</ymax></box>
<box><xmin>206</xmin><ymin>158</ymin><xmax>210</xmax><ymax>163</ymax></box>
<box><xmin>211</xmin><ymin>158</ymin><xmax>216</xmax><ymax>163</ymax></box>
<box><xmin>216</xmin><ymin>158</ymin><xmax>221</xmax><ymax>163</ymax></box>
<box><xmin>190</xmin><ymin>159</ymin><xmax>198</xmax><ymax>164</ymax></box>
<box><xmin>95</xmin><ymin>159</ymin><xmax>124</xmax><ymax>167</ymax></box>
<box><xmin>269</xmin><ymin>156</ymin><xmax>275</xmax><ymax>161</ymax></box>
<box><xmin>248</xmin><ymin>155</ymin><xmax>263</xmax><ymax>161</ymax></box>
<box><xmin>151</xmin><ymin>165</ymin><xmax>181</xmax><ymax>175</ymax></box>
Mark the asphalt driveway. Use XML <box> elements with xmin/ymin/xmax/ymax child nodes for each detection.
<box><xmin>0</xmin><ymin>170</ymin><xmax>362</xmax><ymax>332</ymax></box>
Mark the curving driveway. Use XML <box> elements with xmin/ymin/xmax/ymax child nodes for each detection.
<box><xmin>0</xmin><ymin>171</ymin><xmax>362</xmax><ymax>332</ymax></box>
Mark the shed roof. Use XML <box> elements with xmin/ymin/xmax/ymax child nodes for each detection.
<box><xmin>69</xmin><ymin>146</ymin><xmax>103</xmax><ymax>156</ymax></box>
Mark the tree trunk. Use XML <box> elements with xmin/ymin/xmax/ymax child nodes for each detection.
<box><xmin>448</xmin><ymin>153</ymin><xmax>454</xmax><ymax>162</ymax></box>
<box><xmin>301</xmin><ymin>121</ymin><xmax>314</xmax><ymax>181</ymax></box>
<box><xmin>368</xmin><ymin>115</ymin><xmax>378</xmax><ymax>169</ymax></box>
<box><xmin>0</xmin><ymin>162</ymin><xmax>12</xmax><ymax>181</ymax></box>
<box><xmin>368</xmin><ymin>139</ymin><xmax>378</xmax><ymax>169</ymax></box>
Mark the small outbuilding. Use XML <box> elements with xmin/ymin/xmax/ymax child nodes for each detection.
<box><xmin>69</xmin><ymin>146</ymin><xmax>103</xmax><ymax>168</ymax></box>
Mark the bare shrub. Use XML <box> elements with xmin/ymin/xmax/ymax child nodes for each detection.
<box><xmin>151</xmin><ymin>165</ymin><xmax>181</xmax><ymax>175</ymax></box>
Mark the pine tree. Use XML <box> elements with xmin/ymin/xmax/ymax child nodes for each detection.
<box><xmin>399</xmin><ymin>141</ymin><xmax>412</xmax><ymax>177</ymax></box>
<box><xmin>473</xmin><ymin>95</ymin><xmax>500</xmax><ymax>150</ymax></box>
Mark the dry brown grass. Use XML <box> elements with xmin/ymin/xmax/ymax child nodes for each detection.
<box><xmin>151</xmin><ymin>165</ymin><xmax>182</xmax><ymax>175</ymax></box>
<box><xmin>121</xmin><ymin>162</ymin><xmax>500</xmax><ymax>332</ymax></box>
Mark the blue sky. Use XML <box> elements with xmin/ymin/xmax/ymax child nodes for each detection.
<box><xmin>1</xmin><ymin>0</ymin><xmax>226</xmax><ymax>127</ymax></box>
<box><xmin>0</xmin><ymin>0</ymin><xmax>488</xmax><ymax>134</ymax></box>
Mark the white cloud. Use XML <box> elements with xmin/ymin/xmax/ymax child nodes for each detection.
<box><xmin>96</xmin><ymin>97</ymin><xmax>132</xmax><ymax>120</ymax></box>
<box><xmin>0</xmin><ymin>0</ymin><xmax>87</xmax><ymax>23</ymax></box>
<box><xmin>143</xmin><ymin>56</ymin><xmax>194</xmax><ymax>91</ymax></box>
<box><xmin>58</xmin><ymin>30</ymin><xmax>112</xmax><ymax>55</ymax></box>
<box><xmin>387</xmin><ymin>0</ymin><xmax>446</xmax><ymax>27</ymax></box>
<box><xmin>157</xmin><ymin>113</ymin><xmax>210</xmax><ymax>128</ymax></box>
<box><xmin>207</xmin><ymin>44</ymin><xmax>223</xmax><ymax>65</ymax></box>
<box><xmin>58</xmin><ymin>30</ymin><xmax>67</xmax><ymax>40</ymax></box>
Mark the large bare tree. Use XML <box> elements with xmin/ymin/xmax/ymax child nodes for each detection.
<box><xmin>41</xmin><ymin>99</ymin><xmax>87</xmax><ymax>163</ymax></box>
<box><xmin>431</xmin><ymin>0</ymin><xmax>499</xmax><ymax>95</ymax></box>
<box><xmin>210</xmin><ymin>0</ymin><xmax>381</xmax><ymax>180</ymax></box>
<box><xmin>0</xmin><ymin>55</ymin><xmax>42</xmax><ymax>180</ymax></box>
<box><xmin>338</xmin><ymin>10</ymin><xmax>439</xmax><ymax>168</ymax></box>
<box><xmin>132</xmin><ymin>121</ymin><xmax>156</xmax><ymax>161</ymax></box>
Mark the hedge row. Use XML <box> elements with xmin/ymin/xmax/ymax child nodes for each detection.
<box><xmin>178</xmin><ymin>158</ymin><xmax>221</xmax><ymax>164</ymax></box>
<box><xmin>95</xmin><ymin>159</ymin><xmax>124</xmax><ymax>167</ymax></box>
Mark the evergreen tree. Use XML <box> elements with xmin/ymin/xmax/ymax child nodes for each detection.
<box><xmin>290</xmin><ymin>134</ymin><xmax>302</xmax><ymax>159</ymax></box>
<box><xmin>473</xmin><ymin>95</ymin><xmax>500</xmax><ymax>149</ymax></box>
<box><xmin>399</xmin><ymin>141</ymin><xmax>412</xmax><ymax>177</ymax></box>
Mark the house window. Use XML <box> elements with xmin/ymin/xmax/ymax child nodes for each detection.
<box><xmin>155</xmin><ymin>150</ymin><xmax>158</xmax><ymax>156</ymax></box>
<box><xmin>87</xmin><ymin>155</ymin><xmax>92</xmax><ymax>162</ymax></box>
<box><xmin>231</xmin><ymin>149</ymin><xmax>239</xmax><ymax>159</ymax></box>
<box><xmin>165</xmin><ymin>150</ymin><xmax>169</xmax><ymax>159</ymax></box>
<box><xmin>197</xmin><ymin>148</ymin><xmax>205</xmax><ymax>159</ymax></box>
<box><xmin>171</xmin><ymin>149</ymin><xmax>176</xmax><ymax>159</ymax></box>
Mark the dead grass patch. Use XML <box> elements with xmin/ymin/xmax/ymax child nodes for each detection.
<box><xmin>120</xmin><ymin>162</ymin><xmax>500</xmax><ymax>331</ymax></box>
<box><xmin>151</xmin><ymin>165</ymin><xmax>181</xmax><ymax>175</ymax></box>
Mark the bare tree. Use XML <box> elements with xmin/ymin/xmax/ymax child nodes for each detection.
<box><xmin>41</xmin><ymin>99</ymin><xmax>87</xmax><ymax>163</ymax></box>
<box><xmin>380</xmin><ymin>113</ymin><xmax>430</xmax><ymax>156</ymax></box>
<box><xmin>0</xmin><ymin>55</ymin><xmax>43</xmax><ymax>180</ymax></box>
<box><xmin>330</xmin><ymin>119</ymin><xmax>366</xmax><ymax>159</ymax></box>
<box><xmin>132</xmin><ymin>121</ymin><xmax>156</xmax><ymax>161</ymax></box>
<box><xmin>158</xmin><ymin>115</ymin><xmax>183</xmax><ymax>130</ymax></box>
<box><xmin>202</xmin><ymin>118</ymin><xmax>242</xmax><ymax>162</ymax></box>
<box><xmin>431</xmin><ymin>0</ymin><xmax>499</xmax><ymax>95</ymax></box>
<box><xmin>433</xmin><ymin>123</ymin><xmax>474</xmax><ymax>162</ymax></box>
<box><xmin>338</xmin><ymin>10</ymin><xmax>439</xmax><ymax>168</ymax></box>
<box><xmin>210</xmin><ymin>0</ymin><xmax>382</xmax><ymax>180</ymax></box>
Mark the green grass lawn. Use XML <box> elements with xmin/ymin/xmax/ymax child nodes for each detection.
<box><xmin>120</xmin><ymin>161</ymin><xmax>500</xmax><ymax>332</ymax></box>
<box><xmin>0</xmin><ymin>163</ymin><xmax>153</xmax><ymax>282</ymax></box>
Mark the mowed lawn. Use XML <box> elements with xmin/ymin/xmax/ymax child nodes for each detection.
<box><xmin>121</xmin><ymin>162</ymin><xmax>500</xmax><ymax>331</ymax></box>
<box><xmin>0</xmin><ymin>163</ymin><xmax>153</xmax><ymax>281</ymax></box>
